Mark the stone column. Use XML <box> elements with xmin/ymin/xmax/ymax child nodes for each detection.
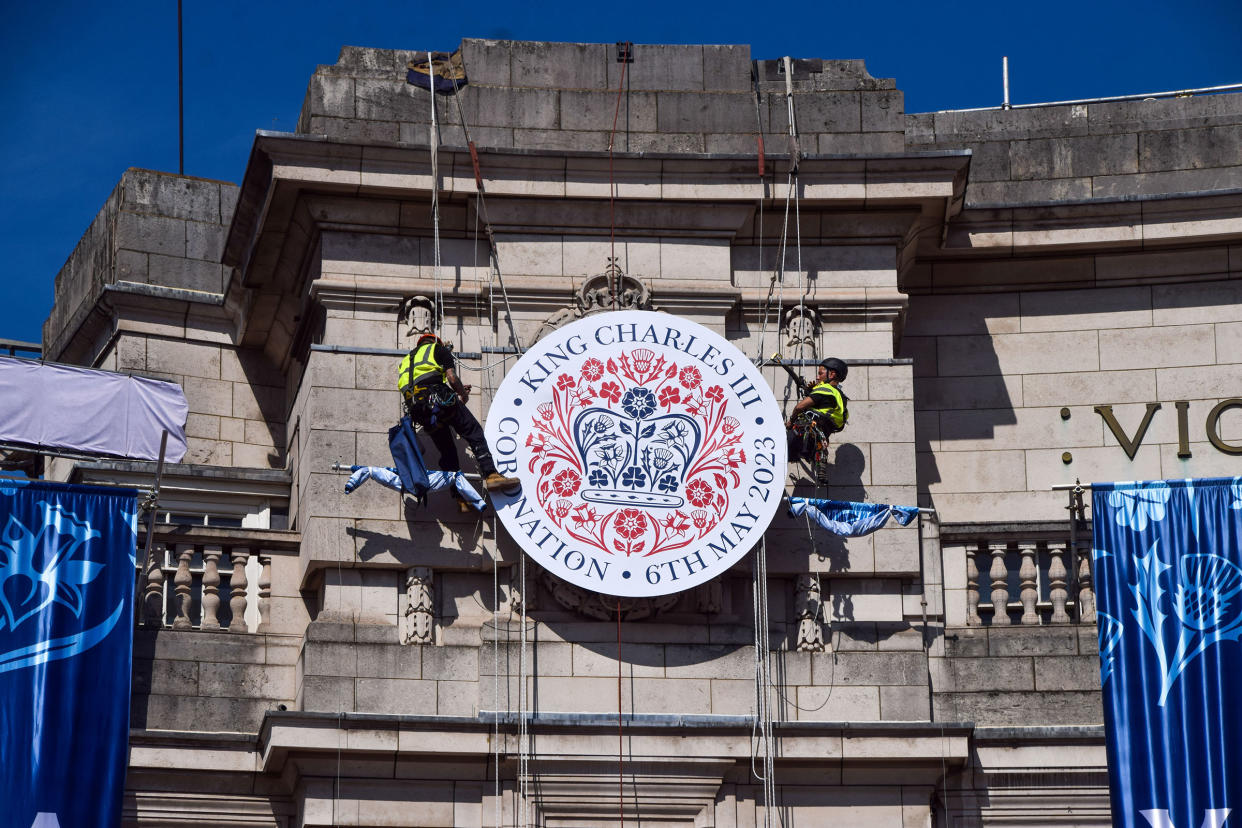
<box><xmin>171</xmin><ymin>544</ymin><xmax>195</xmax><ymax>630</ymax></box>
<box><xmin>200</xmin><ymin>546</ymin><xmax>223</xmax><ymax>631</ymax></box>
<box><xmin>1077</xmin><ymin>544</ymin><xmax>1096</xmax><ymax>623</ymax></box>
<box><xmin>228</xmin><ymin>548</ymin><xmax>250</xmax><ymax>632</ymax></box>
<box><xmin>1048</xmin><ymin>544</ymin><xmax>1069</xmax><ymax>624</ymax></box>
<box><xmin>257</xmin><ymin>553</ymin><xmax>273</xmax><ymax>633</ymax></box>
<box><xmin>143</xmin><ymin>543</ymin><xmax>166</xmax><ymax>627</ymax></box>
<box><xmin>1018</xmin><ymin>542</ymin><xmax>1039</xmax><ymax>626</ymax></box>
<box><xmin>989</xmin><ymin>542</ymin><xmax>1011</xmax><ymax>626</ymax></box>
<box><xmin>966</xmin><ymin>548</ymin><xmax>982</xmax><ymax>627</ymax></box>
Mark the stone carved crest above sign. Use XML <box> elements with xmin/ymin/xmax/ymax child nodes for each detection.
<box><xmin>783</xmin><ymin>304</ymin><xmax>819</xmax><ymax>357</ymax></box>
<box><xmin>486</xmin><ymin>311</ymin><xmax>787</xmax><ymax>598</ymax></box>
<box><xmin>398</xmin><ymin>295</ymin><xmax>439</xmax><ymax>339</ymax></box>
<box><xmin>530</xmin><ymin>259</ymin><xmax>653</xmax><ymax>346</ymax></box>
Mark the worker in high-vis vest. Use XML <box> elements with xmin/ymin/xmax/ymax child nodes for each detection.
<box><xmin>786</xmin><ymin>357</ymin><xmax>849</xmax><ymax>460</ymax></box>
<box><xmin>399</xmin><ymin>333</ymin><xmax>519</xmax><ymax>494</ymax></box>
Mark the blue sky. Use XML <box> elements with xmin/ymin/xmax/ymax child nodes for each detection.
<box><xmin>2</xmin><ymin>0</ymin><xmax>1240</xmax><ymax>348</ymax></box>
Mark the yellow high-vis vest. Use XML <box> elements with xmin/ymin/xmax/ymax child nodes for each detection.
<box><xmin>810</xmin><ymin>381</ymin><xmax>848</xmax><ymax>430</ymax></box>
<box><xmin>398</xmin><ymin>341</ymin><xmax>444</xmax><ymax>397</ymax></box>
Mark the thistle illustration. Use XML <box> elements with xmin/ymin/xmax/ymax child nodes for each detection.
<box><xmin>1130</xmin><ymin>542</ymin><xmax>1242</xmax><ymax>706</ymax></box>
<box><xmin>0</xmin><ymin>501</ymin><xmax>104</xmax><ymax>633</ymax></box>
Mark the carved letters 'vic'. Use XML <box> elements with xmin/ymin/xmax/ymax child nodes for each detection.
<box><xmin>1094</xmin><ymin>398</ymin><xmax>1242</xmax><ymax>459</ymax></box>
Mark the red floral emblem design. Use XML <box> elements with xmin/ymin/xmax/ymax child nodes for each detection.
<box><xmin>527</xmin><ymin>346</ymin><xmax>745</xmax><ymax>559</ymax></box>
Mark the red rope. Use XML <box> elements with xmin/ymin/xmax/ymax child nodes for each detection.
<box><xmin>468</xmin><ymin>141</ymin><xmax>483</xmax><ymax>189</ymax></box>
<box><xmin>608</xmin><ymin>51</ymin><xmax>630</xmax><ymax>311</ymax></box>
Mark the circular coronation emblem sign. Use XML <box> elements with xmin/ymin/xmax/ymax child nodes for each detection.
<box><xmin>485</xmin><ymin>311</ymin><xmax>787</xmax><ymax>597</ymax></box>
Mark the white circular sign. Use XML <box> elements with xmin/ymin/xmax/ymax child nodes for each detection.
<box><xmin>485</xmin><ymin>311</ymin><xmax>787</xmax><ymax>597</ymax></box>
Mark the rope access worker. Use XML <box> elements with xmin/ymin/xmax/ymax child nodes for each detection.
<box><xmin>398</xmin><ymin>333</ymin><xmax>520</xmax><ymax>496</ymax></box>
<box><xmin>785</xmin><ymin>357</ymin><xmax>849</xmax><ymax>462</ymax></box>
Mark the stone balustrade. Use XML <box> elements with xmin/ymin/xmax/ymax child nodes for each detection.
<box><xmin>944</xmin><ymin>522</ymin><xmax>1096</xmax><ymax>627</ymax></box>
<box><xmin>138</xmin><ymin>534</ymin><xmax>274</xmax><ymax>633</ymax></box>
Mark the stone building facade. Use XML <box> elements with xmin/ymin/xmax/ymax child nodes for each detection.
<box><xmin>31</xmin><ymin>39</ymin><xmax>1242</xmax><ymax>826</ymax></box>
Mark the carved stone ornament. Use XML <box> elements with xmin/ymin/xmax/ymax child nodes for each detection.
<box><xmin>541</xmin><ymin>569</ymin><xmax>679</xmax><ymax>621</ymax></box>
<box><xmin>403</xmin><ymin>566</ymin><xmax>435</xmax><ymax>645</ymax></box>
<box><xmin>794</xmin><ymin>574</ymin><xmax>826</xmax><ymax>652</ymax></box>
<box><xmin>530</xmin><ymin>258</ymin><xmax>654</xmax><ymax>345</ymax></box>
<box><xmin>509</xmin><ymin>563</ymin><xmax>538</xmax><ymax>615</ymax></box>
<box><xmin>783</xmin><ymin>304</ymin><xmax>819</xmax><ymax>356</ymax></box>
<box><xmin>695</xmin><ymin>580</ymin><xmax>723</xmax><ymax>615</ymax></box>
<box><xmin>399</xmin><ymin>295</ymin><xmax>439</xmax><ymax>339</ymax></box>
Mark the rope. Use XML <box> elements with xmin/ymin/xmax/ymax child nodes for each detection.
<box><xmin>608</xmin><ymin>50</ymin><xmax>631</xmax><ymax>310</ymax></box>
<box><xmin>754</xmin><ymin>57</ymin><xmax>801</xmax><ymax>366</ymax></box>
<box><xmin>519</xmin><ymin>551</ymin><xmax>529</xmax><ymax>828</ymax></box>
<box><xmin>617</xmin><ymin>598</ymin><xmax>625</xmax><ymax>826</ymax></box>
<box><xmin>426</xmin><ymin>51</ymin><xmax>444</xmax><ymax>339</ymax></box>
<box><xmin>751</xmin><ymin>538</ymin><xmax>776</xmax><ymax>827</ymax></box>
<box><xmin>751</xmin><ymin>67</ymin><xmax>768</xmax><ymax>367</ymax></box>
<box><xmin>457</xmin><ymin>102</ymin><xmax>507</xmax><ymax>828</ymax></box>
<box><xmin>445</xmin><ymin>70</ymin><xmax>523</xmax><ymax>353</ymax></box>
<box><xmin>492</xmin><ymin>543</ymin><xmax>501</xmax><ymax>828</ymax></box>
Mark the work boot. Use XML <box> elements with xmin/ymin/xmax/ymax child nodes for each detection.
<box><xmin>483</xmin><ymin>472</ymin><xmax>521</xmax><ymax>492</ymax></box>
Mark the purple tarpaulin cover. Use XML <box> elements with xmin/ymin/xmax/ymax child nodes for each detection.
<box><xmin>0</xmin><ymin>356</ymin><xmax>187</xmax><ymax>462</ymax></box>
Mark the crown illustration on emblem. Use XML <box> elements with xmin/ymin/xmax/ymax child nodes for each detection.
<box><xmin>572</xmin><ymin>387</ymin><xmax>703</xmax><ymax>509</ymax></box>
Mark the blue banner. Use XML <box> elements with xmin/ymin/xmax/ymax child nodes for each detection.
<box><xmin>1094</xmin><ymin>477</ymin><xmax>1242</xmax><ymax>828</ymax></box>
<box><xmin>786</xmin><ymin>497</ymin><xmax>919</xmax><ymax>537</ymax></box>
<box><xmin>0</xmin><ymin>479</ymin><xmax>138</xmax><ymax>828</ymax></box>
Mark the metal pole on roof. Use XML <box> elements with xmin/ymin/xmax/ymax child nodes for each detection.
<box><xmin>1002</xmin><ymin>56</ymin><xmax>1011</xmax><ymax>110</ymax></box>
<box><xmin>178</xmin><ymin>0</ymin><xmax>184</xmax><ymax>174</ymax></box>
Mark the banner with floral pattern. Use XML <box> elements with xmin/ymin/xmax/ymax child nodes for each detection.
<box><xmin>0</xmin><ymin>479</ymin><xmax>137</xmax><ymax>827</ymax></box>
<box><xmin>1093</xmin><ymin>477</ymin><xmax>1242</xmax><ymax>828</ymax></box>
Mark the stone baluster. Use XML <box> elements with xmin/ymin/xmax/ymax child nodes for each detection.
<box><xmin>143</xmin><ymin>543</ymin><xmax>166</xmax><ymax>626</ymax></box>
<box><xmin>989</xmin><ymin>542</ymin><xmax>1011</xmax><ymax>626</ymax></box>
<box><xmin>403</xmin><ymin>566</ymin><xmax>435</xmax><ymax>645</ymax></box>
<box><xmin>171</xmin><ymin>544</ymin><xmax>195</xmax><ymax>629</ymax></box>
<box><xmin>1077</xmin><ymin>543</ymin><xmax>1096</xmax><ymax>623</ymax></box>
<box><xmin>200</xmin><ymin>546</ymin><xmax>223</xmax><ymax>631</ymax></box>
<box><xmin>228</xmin><ymin>548</ymin><xmax>250</xmax><ymax>632</ymax></box>
<box><xmin>1019</xmin><ymin>542</ymin><xmax>1039</xmax><ymax>625</ymax></box>
<box><xmin>258</xmin><ymin>553</ymin><xmax>272</xmax><ymax>633</ymax></box>
<box><xmin>966</xmin><ymin>548</ymin><xmax>982</xmax><ymax>626</ymax></box>
<box><xmin>1048</xmin><ymin>544</ymin><xmax>1070</xmax><ymax>624</ymax></box>
<box><xmin>794</xmin><ymin>574</ymin><xmax>825</xmax><ymax>652</ymax></box>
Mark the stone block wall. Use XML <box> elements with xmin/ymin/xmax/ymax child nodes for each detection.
<box><xmin>44</xmin><ymin>169</ymin><xmax>237</xmax><ymax>359</ymax></box>
<box><xmin>905</xmin><ymin>277</ymin><xmax>1242</xmax><ymax>522</ymax></box>
<box><xmin>101</xmin><ymin>333</ymin><xmax>287</xmax><ymax>467</ymax></box>
<box><xmin>131</xmin><ymin>629</ymin><xmax>299</xmax><ymax>732</ymax></box>
<box><xmin>932</xmin><ymin>625</ymin><xmax>1101</xmax><ymax>726</ymax></box>
<box><xmin>297</xmin><ymin>40</ymin><xmax>905</xmax><ymax>155</ymax></box>
<box><xmin>907</xmin><ymin>92</ymin><xmax>1242</xmax><ymax>205</ymax></box>
<box><xmin>41</xmin><ymin>168</ymin><xmax>291</xmax><ymax>470</ymax></box>
<box><xmin>297</xmin><ymin>615</ymin><xmax>931</xmax><ymax>723</ymax></box>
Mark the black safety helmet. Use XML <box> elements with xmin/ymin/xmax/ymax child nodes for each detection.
<box><xmin>820</xmin><ymin>357</ymin><xmax>848</xmax><ymax>381</ymax></box>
